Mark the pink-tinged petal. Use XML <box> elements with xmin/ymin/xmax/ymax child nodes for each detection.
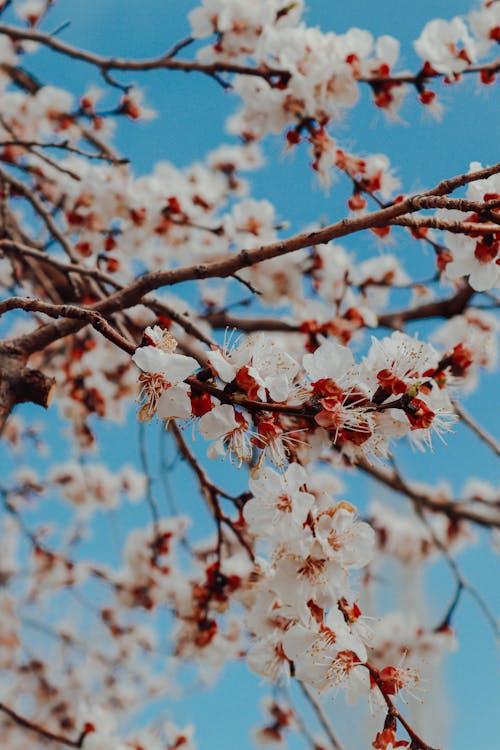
<box><xmin>157</xmin><ymin>385</ymin><xmax>192</xmax><ymax>420</ymax></box>
<box><xmin>198</xmin><ymin>404</ymin><xmax>238</xmax><ymax>440</ymax></box>
<box><xmin>133</xmin><ymin>346</ymin><xmax>198</xmax><ymax>381</ymax></box>
<box><xmin>207</xmin><ymin>349</ymin><xmax>237</xmax><ymax>383</ymax></box>
<box><xmin>281</xmin><ymin>625</ymin><xmax>315</xmax><ymax>662</ymax></box>
<box><xmin>132</xmin><ymin>346</ymin><xmax>169</xmax><ymax>373</ymax></box>
<box><xmin>161</xmin><ymin>352</ymin><xmax>199</xmax><ymax>382</ymax></box>
<box><xmin>469</xmin><ymin>262</ymin><xmax>500</xmax><ymax>292</ymax></box>
<box><xmin>303</xmin><ymin>340</ymin><xmax>355</xmax><ymax>382</ymax></box>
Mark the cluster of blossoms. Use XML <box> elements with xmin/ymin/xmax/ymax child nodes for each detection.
<box><xmin>132</xmin><ymin>325</ymin><xmax>462</xmax><ymax>464</ymax></box>
<box><xmin>370</xmin><ymin>498</ymin><xmax>474</xmax><ymax>565</ymax></box>
<box><xmin>0</xmin><ymin>485</ymin><xmax>200</xmax><ymax>745</ymax></box>
<box><xmin>244</xmin><ymin>464</ymin><xmax>375</xmax><ymax>699</ymax></box>
<box><xmin>253</xmin><ymin>697</ymin><xmax>298</xmax><ymax>747</ymax></box>
<box><xmin>48</xmin><ymin>461</ymin><xmax>147</xmax><ymax>516</ymax></box>
<box><xmin>439</xmin><ymin>162</ymin><xmax>500</xmax><ymax>291</ymax></box>
<box><xmin>117</xmin><ymin>326</ymin><xmax>470</xmax><ymax>720</ymax></box>
<box><xmin>188</xmin><ymin>0</ymin><xmax>500</xmax><ymax>181</ymax></box>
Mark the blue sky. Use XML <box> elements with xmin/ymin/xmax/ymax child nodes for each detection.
<box><xmin>2</xmin><ymin>1</ymin><xmax>499</xmax><ymax>749</ymax></box>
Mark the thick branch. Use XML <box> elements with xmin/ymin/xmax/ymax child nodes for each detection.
<box><xmin>391</xmin><ymin>216</ymin><xmax>500</xmax><ymax>234</ymax></box>
<box><xmin>378</xmin><ymin>283</ymin><xmax>474</xmax><ymax>329</ymax></box>
<box><xmin>0</xmin><ymin>349</ymin><xmax>55</xmax><ymax>433</ymax></box>
<box><xmin>3</xmin><ymin>162</ymin><xmax>498</xmax><ymax>357</ymax></box>
<box><xmin>0</xmin><ymin>296</ymin><xmax>136</xmax><ymax>354</ymax></box>
<box><xmin>204</xmin><ymin>284</ymin><xmax>475</xmax><ymax>332</ymax></box>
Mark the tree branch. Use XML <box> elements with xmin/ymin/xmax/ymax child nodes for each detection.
<box><xmin>0</xmin><ymin>702</ymin><xmax>88</xmax><ymax>748</ymax></box>
<box><xmin>3</xmin><ymin>162</ymin><xmax>498</xmax><ymax>357</ymax></box>
<box><xmin>355</xmin><ymin>456</ymin><xmax>500</xmax><ymax>529</ymax></box>
<box><xmin>453</xmin><ymin>399</ymin><xmax>500</xmax><ymax>458</ymax></box>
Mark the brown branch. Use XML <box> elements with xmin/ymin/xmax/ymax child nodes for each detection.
<box><xmin>453</xmin><ymin>399</ymin><xmax>500</xmax><ymax>458</ymax></box>
<box><xmin>391</xmin><ymin>216</ymin><xmax>500</xmax><ymax>234</ymax></box>
<box><xmin>401</xmin><ymin>468</ymin><xmax>500</xmax><ymax>638</ymax></box>
<box><xmin>358</xmin><ymin>55</ymin><xmax>500</xmax><ymax>84</ymax></box>
<box><xmin>0</xmin><ymin>23</ymin><xmax>498</xmax><ymax>93</ymax></box>
<box><xmin>0</xmin><ymin>165</ymin><xmax>78</xmax><ymax>261</ymax></box>
<box><xmin>1</xmin><ymin>238</ymin><xmax>216</xmax><ymax>350</ymax></box>
<box><xmin>0</xmin><ymin>701</ymin><xmax>88</xmax><ymax>747</ymax></box>
<box><xmin>356</xmin><ymin>456</ymin><xmax>500</xmax><ymax>529</ymax></box>
<box><xmin>169</xmin><ymin>421</ymin><xmax>237</xmax><ymax>503</ymax></box>
<box><xmin>3</xmin><ymin>162</ymin><xmax>498</xmax><ymax>359</ymax></box>
<box><xmin>0</xmin><ymin>358</ymin><xmax>55</xmax><ymax>433</ymax></box>
<box><xmin>378</xmin><ymin>283</ymin><xmax>474</xmax><ymax>329</ymax></box>
<box><xmin>0</xmin><ymin>486</ymin><xmax>122</xmax><ymax>591</ymax></box>
<box><xmin>0</xmin><ymin>113</ymin><xmax>82</xmax><ymax>180</ymax></box>
<box><xmin>365</xmin><ymin>663</ymin><xmax>440</xmax><ymax>750</ymax></box>
<box><xmin>1</xmin><ymin>239</ymin><xmax>216</xmax><ymax>347</ymax></box>
<box><xmin>0</xmin><ymin>238</ymin><xmax>122</xmax><ymax>288</ymax></box>
<box><xmin>405</xmin><ymin>196</ymin><xmax>500</xmax><ymax>213</ymax></box>
<box><xmin>137</xmin><ymin>421</ymin><xmax>161</xmax><ymax>554</ymax></box>
<box><xmin>0</xmin><ymin>296</ymin><xmax>136</xmax><ymax>354</ymax></box>
<box><xmin>0</xmin><ymin>63</ymin><xmax>127</xmax><ymax>166</ymax></box>
<box><xmin>145</xmin><ymin>296</ymin><xmax>217</xmax><ymax>348</ymax></box>
<box><xmin>205</xmin><ymin>310</ymin><xmax>298</xmax><ymax>333</ymax></box>
<box><xmin>169</xmin><ymin>421</ymin><xmax>254</xmax><ymax>560</ymax></box>
<box><xmin>0</xmin><ymin>23</ymin><xmax>290</xmax><ymax>86</ymax></box>
<box><xmin>0</xmin><ymin>137</ymin><xmax>129</xmax><ymax>163</ymax></box>
<box><xmin>0</xmin><ymin>188</ymin><xmax>72</xmax><ymax>303</ymax></box>
<box><xmin>296</xmin><ymin>681</ymin><xmax>346</xmax><ymax>750</ymax></box>
<box><xmin>204</xmin><ymin>284</ymin><xmax>475</xmax><ymax>333</ymax></box>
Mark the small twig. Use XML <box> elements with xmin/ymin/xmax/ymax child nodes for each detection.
<box><xmin>356</xmin><ymin>456</ymin><xmax>500</xmax><ymax>529</ymax></box>
<box><xmin>168</xmin><ymin>421</ymin><xmax>237</xmax><ymax>503</ymax></box>
<box><xmin>169</xmin><ymin>421</ymin><xmax>254</xmax><ymax>560</ymax></box>
<box><xmin>0</xmin><ymin>137</ymin><xmax>129</xmax><ymax>163</ymax></box>
<box><xmin>49</xmin><ymin>20</ymin><xmax>71</xmax><ymax>37</ymax></box>
<box><xmin>453</xmin><ymin>399</ymin><xmax>500</xmax><ymax>458</ymax></box>
<box><xmin>0</xmin><ymin>702</ymin><xmax>88</xmax><ymax>748</ymax></box>
<box><xmin>0</xmin><ymin>165</ymin><xmax>78</xmax><ymax>261</ymax></box>
<box><xmin>0</xmin><ymin>238</ymin><xmax>122</xmax><ymax>288</ymax></box>
<box><xmin>0</xmin><ymin>114</ymin><xmax>82</xmax><ymax>180</ymax></box>
<box><xmin>137</xmin><ymin>420</ymin><xmax>161</xmax><ymax>553</ymax></box>
<box><xmin>280</xmin><ymin>684</ymin><xmax>334</xmax><ymax>750</ymax></box>
<box><xmin>164</xmin><ymin>36</ymin><xmax>194</xmax><ymax>59</ymax></box>
<box><xmin>100</xmin><ymin>66</ymin><xmax>131</xmax><ymax>92</ymax></box>
<box><xmin>158</xmin><ymin>426</ymin><xmax>185</xmax><ymax>520</ymax></box>
<box><xmin>231</xmin><ymin>272</ymin><xmax>262</xmax><ymax>295</ymax></box>
<box><xmin>365</xmin><ymin>663</ymin><xmax>440</xmax><ymax>750</ymax></box>
<box><xmin>438</xmin><ymin>580</ymin><xmax>464</xmax><ymax>630</ymax></box>
<box><xmin>296</xmin><ymin>681</ymin><xmax>346</xmax><ymax>750</ymax></box>
<box><xmin>387</xmin><ymin>457</ymin><xmax>500</xmax><ymax>639</ymax></box>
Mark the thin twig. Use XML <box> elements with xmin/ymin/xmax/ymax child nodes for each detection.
<box><xmin>296</xmin><ymin>681</ymin><xmax>346</xmax><ymax>750</ymax></box>
<box><xmin>0</xmin><ymin>702</ymin><xmax>88</xmax><ymax>748</ymax></box>
<box><xmin>137</xmin><ymin>420</ymin><xmax>161</xmax><ymax>535</ymax></box>
<box><xmin>355</xmin><ymin>457</ymin><xmax>500</xmax><ymax>529</ymax></box>
<box><xmin>453</xmin><ymin>399</ymin><xmax>500</xmax><ymax>458</ymax></box>
<box><xmin>389</xmin><ymin>458</ymin><xmax>500</xmax><ymax>639</ymax></box>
